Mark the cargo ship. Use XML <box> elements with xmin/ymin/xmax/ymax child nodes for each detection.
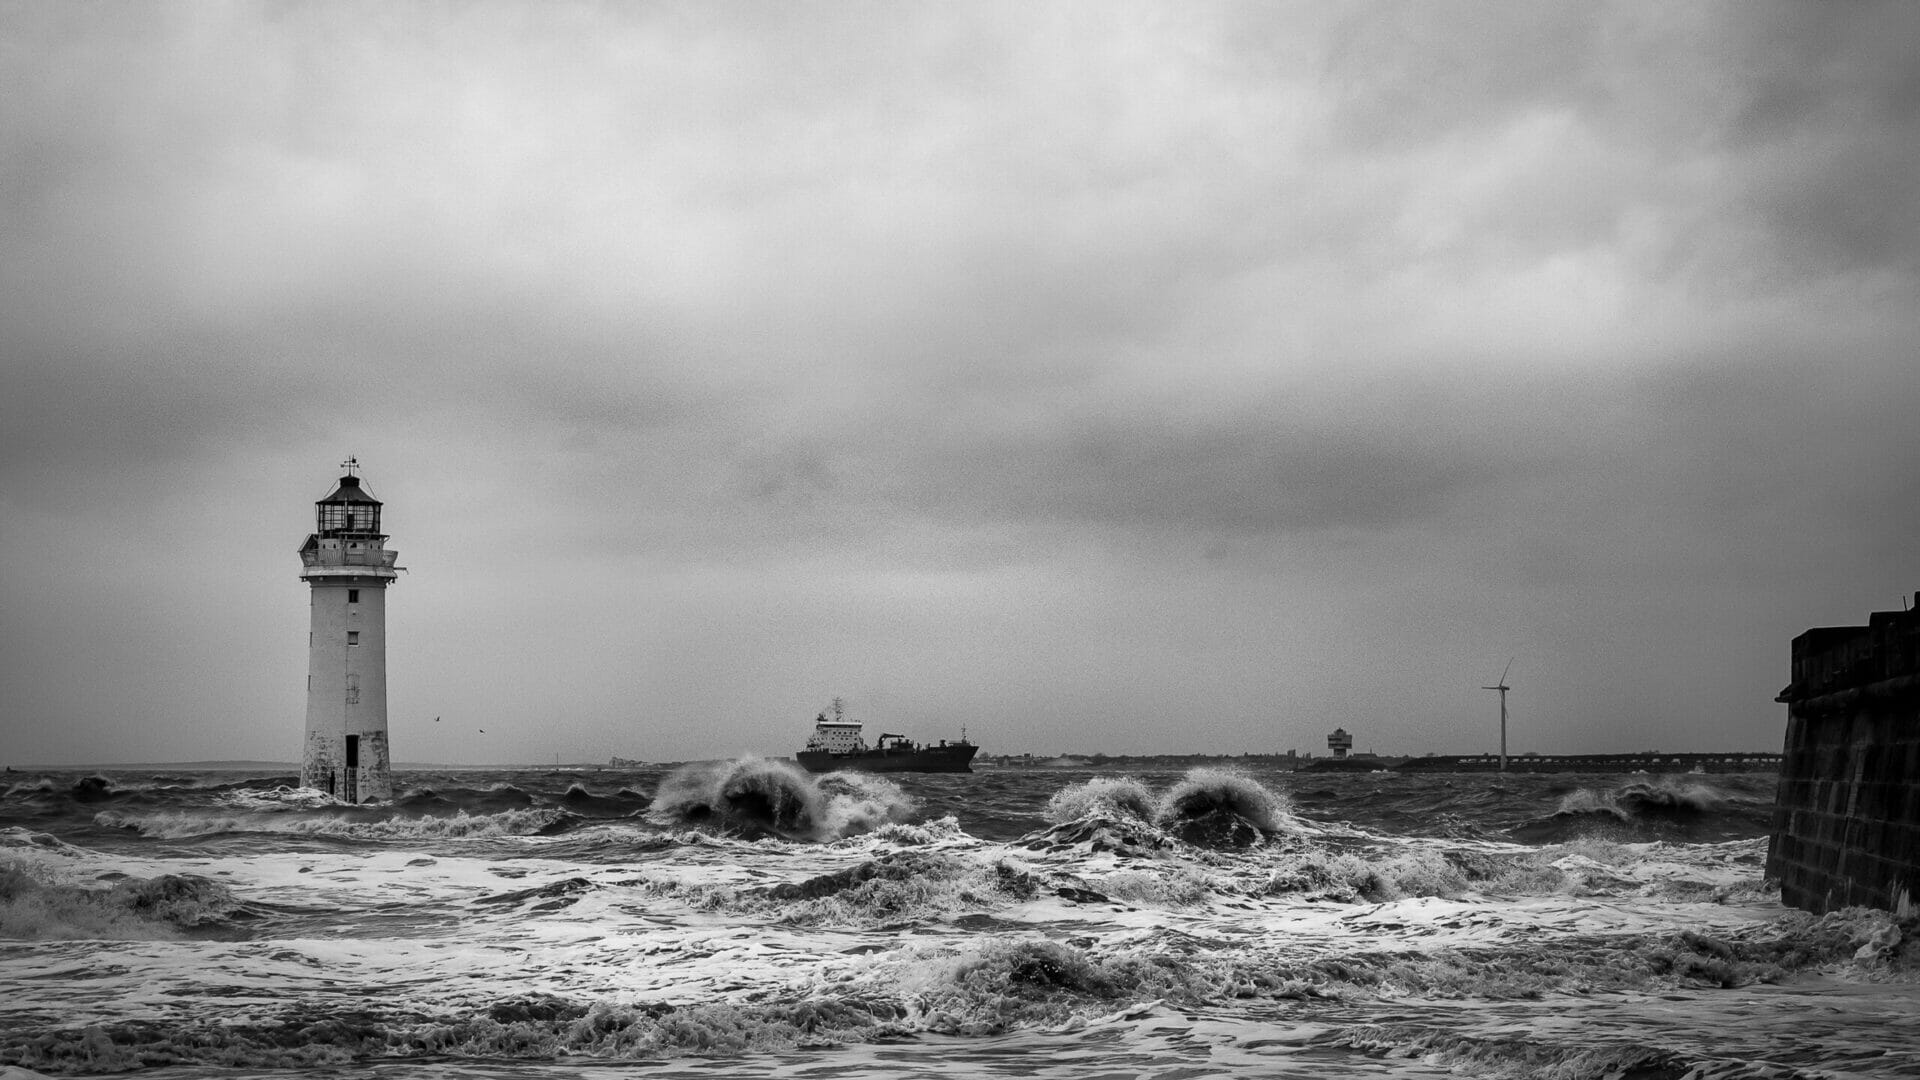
<box><xmin>794</xmin><ymin>700</ymin><xmax>977</xmax><ymax>774</ymax></box>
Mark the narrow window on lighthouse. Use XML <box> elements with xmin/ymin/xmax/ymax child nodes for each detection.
<box><xmin>348</xmin><ymin>631</ymin><xmax>360</xmax><ymax>646</ymax></box>
<box><xmin>348</xmin><ymin>589</ymin><xmax>360</xmax><ymax>604</ymax></box>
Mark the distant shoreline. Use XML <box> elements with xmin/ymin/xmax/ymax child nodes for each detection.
<box><xmin>10</xmin><ymin>760</ymin><xmax>477</xmax><ymax>772</ymax></box>
<box><xmin>11</xmin><ymin>751</ymin><xmax>1786</xmax><ymax>773</ymax></box>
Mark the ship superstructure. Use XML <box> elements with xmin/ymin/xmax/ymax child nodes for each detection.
<box><xmin>794</xmin><ymin>700</ymin><xmax>977</xmax><ymax>774</ymax></box>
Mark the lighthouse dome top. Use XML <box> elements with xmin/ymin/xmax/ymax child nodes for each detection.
<box><xmin>318</xmin><ymin>474</ymin><xmax>381</xmax><ymax>506</ymax></box>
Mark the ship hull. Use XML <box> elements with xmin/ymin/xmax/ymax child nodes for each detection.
<box><xmin>795</xmin><ymin>744</ymin><xmax>978</xmax><ymax>774</ymax></box>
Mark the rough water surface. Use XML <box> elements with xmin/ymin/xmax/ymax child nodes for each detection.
<box><xmin>2</xmin><ymin>763</ymin><xmax>1914</xmax><ymax>1079</ymax></box>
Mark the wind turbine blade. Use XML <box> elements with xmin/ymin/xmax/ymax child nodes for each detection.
<box><xmin>1499</xmin><ymin>656</ymin><xmax>1515</xmax><ymax>686</ymax></box>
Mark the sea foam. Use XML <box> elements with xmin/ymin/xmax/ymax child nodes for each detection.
<box><xmin>92</xmin><ymin>807</ymin><xmax>573</xmax><ymax>841</ymax></box>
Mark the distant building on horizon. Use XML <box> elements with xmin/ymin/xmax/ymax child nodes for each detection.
<box><xmin>1327</xmin><ymin>728</ymin><xmax>1353</xmax><ymax>759</ymax></box>
<box><xmin>299</xmin><ymin>459</ymin><xmax>401</xmax><ymax>803</ymax></box>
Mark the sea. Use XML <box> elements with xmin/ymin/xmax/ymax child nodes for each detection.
<box><xmin>2</xmin><ymin>761</ymin><xmax>1916</xmax><ymax>1079</ymax></box>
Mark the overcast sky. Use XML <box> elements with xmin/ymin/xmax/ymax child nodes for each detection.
<box><xmin>3</xmin><ymin>2</ymin><xmax>1916</xmax><ymax>767</ymax></box>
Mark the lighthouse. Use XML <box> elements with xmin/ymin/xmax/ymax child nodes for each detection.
<box><xmin>299</xmin><ymin>458</ymin><xmax>401</xmax><ymax>802</ymax></box>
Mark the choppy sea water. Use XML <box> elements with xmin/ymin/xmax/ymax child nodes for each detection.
<box><xmin>2</xmin><ymin>762</ymin><xmax>1915</xmax><ymax>1079</ymax></box>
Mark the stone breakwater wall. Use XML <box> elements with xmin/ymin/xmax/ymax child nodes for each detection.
<box><xmin>1767</xmin><ymin>597</ymin><xmax>1920</xmax><ymax>916</ymax></box>
<box><xmin>1389</xmin><ymin>752</ymin><xmax>1781</xmax><ymax>774</ymax></box>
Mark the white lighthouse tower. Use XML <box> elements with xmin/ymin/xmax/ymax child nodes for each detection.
<box><xmin>299</xmin><ymin>458</ymin><xmax>401</xmax><ymax>802</ymax></box>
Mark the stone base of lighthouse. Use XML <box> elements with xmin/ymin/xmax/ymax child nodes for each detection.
<box><xmin>302</xmin><ymin>730</ymin><xmax>393</xmax><ymax>804</ymax></box>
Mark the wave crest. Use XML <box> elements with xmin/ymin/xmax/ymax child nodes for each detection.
<box><xmin>1557</xmin><ymin>778</ymin><xmax>1728</xmax><ymax>820</ymax></box>
<box><xmin>0</xmin><ymin>867</ymin><xmax>244</xmax><ymax>941</ymax></box>
<box><xmin>68</xmin><ymin>775</ymin><xmax>116</xmax><ymax>803</ymax></box>
<box><xmin>217</xmin><ymin>785</ymin><xmax>347</xmax><ymax>812</ymax></box>
<box><xmin>646</xmin><ymin>758</ymin><xmax>914</xmax><ymax>841</ymax></box>
<box><xmin>1152</xmin><ymin>768</ymin><xmax>1292</xmax><ymax>848</ymax></box>
<box><xmin>1043</xmin><ymin>777</ymin><xmax>1155</xmax><ymax>824</ymax></box>
<box><xmin>1511</xmin><ymin>776</ymin><xmax>1762</xmax><ymax>843</ymax></box>
<box><xmin>1031</xmin><ymin>769</ymin><xmax>1294</xmax><ymax>852</ymax></box>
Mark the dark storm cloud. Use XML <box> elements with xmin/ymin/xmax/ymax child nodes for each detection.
<box><xmin>1636</xmin><ymin>347</ymin><xmax>1920</xmax><ymax>554</ymax></box>
<box><xmin>729</xmin><ymin>388</ymin><xmax>1511</xmax><ymax>547</ymax></box>
<box><xmin>1305</xmin><ymin>1</ymin><xmax>1920</xmax><ymax>288</ymax></box>
<box><xmin>3</xmin><ymin>2</ymin><xmax>1916</xmax><ymax>763</ymax></box>
<box><xmin>1318</xmin><ymin>4</ymin><xmax>1607</xmax><ymax>148</ymax></box>
<box><xmin>955</xmin><ymin>412</ymin><xmax>1494</xmax><ymax>536</ymax></box>
<box><xmin>1652</xmin><ymin>3</ymin><xmax>1920</xmax><ymax>286</ymax></box>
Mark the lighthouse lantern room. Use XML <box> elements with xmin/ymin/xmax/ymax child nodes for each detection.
<box><xmin>299</xmin><ymin>458</ymin><xmax>401</xmax><ymax>802</ymax></box>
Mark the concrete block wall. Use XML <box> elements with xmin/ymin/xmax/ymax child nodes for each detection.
<box><xmin>1767</xmin><ymin>678</ymin><xmax>1920</xmax><ymax>914</ymax></box>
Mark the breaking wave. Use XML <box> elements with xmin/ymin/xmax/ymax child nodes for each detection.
<box><xmin>1043</xmin><ymin>776</ymin><xmax>1155</xmax><ymax>824</ymax></box>
<box><xmin>646</xmin><ymin>757</ymin><xmax>915</xmax><ymax>841</ymax></box>
<box><xmin>0</xmin><ymin>866</ymin><xmax>248</xmax><ymax>941</ymax></box>
<box><xmin>1510</xmin><ymin>776</ymin><xmax>1770</xmax><ymax>843</ymax></box>
<box><xmin>68</xmin><ymin>775</ymin><xmax>117</xmax><ymax>803</ymax></box>
<box><xmin>1155</xmin><ymin>767</ymin><xmax>1291</xmax><ymax>834</ymax></box>
<box><xmin>1038</xmin><ymin>769</ymin><xmax>1293</xmax><ymax>850</ymax></box>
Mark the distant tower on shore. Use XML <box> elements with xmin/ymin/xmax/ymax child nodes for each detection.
<box><xmin>1483</xmin><ymin>658</ymin><xmax>1514</xmax><ymax>773</ymax></box>
<box><xmin>1327</xmin><ymin>728</ymin><xmax>1353</xmax><ymax>759</ymax></box>
<box><xmin>299</xmin><ymin>458</ymin><xmax>401</xmax><ymax>803</ymax></box>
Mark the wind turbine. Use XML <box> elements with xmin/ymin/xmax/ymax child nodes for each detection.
<box><xmin>1483</xmin><ymin>658</ymin><xmax>1514</xmax><ymax>772</ymax></box>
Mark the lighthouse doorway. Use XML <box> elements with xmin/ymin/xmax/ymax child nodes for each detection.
<box><xmin>345</xmin><ymin>735</ymin><xmax>360</xmax><ymax>803</ymax></box>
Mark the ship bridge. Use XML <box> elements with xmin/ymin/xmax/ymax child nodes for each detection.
<box><xmin>805</xmin><ymin>717</ymin><xmax>867</xmax><ymax>754</ymax></box>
